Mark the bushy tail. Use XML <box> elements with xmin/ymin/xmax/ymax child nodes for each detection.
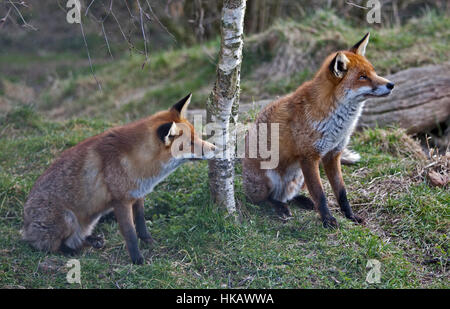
<box><xmin>22</xmin><ymin>208</ymin><xmax>82</xmax><ymax>252</ymax></box>
<box><xmin>341</xmin><ymin>148</ymin><xmax>361</xmax><ymax>165</ymax></box>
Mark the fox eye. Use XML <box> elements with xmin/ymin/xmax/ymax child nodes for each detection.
<box><xmin>359</xmin><ymin>75</ymin><xmax>368</xmax><ymax>80</ymax></box>
<box><xmin>169</xmin><ymin>130</ymin><xmax>182</xmax><ymax>139</ymax></box>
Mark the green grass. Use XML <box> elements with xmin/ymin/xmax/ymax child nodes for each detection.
<box><xmin>0</xmin><ymin>107</ymin><xmax>448</xmax><ymax>288</ymax></box>
<box><xmin>37</xmin><ymin>41</ymin><xmax>220</xmax><ymax>120</ymax></box>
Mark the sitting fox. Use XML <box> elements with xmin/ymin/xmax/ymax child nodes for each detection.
<box><xmin>242</xmin><ymin>33</ymin><xmax>394</xmax><ymax>227</ymax></box>
<box><xmin>22</xmin><ymin>94</ymin><xmax>216</xmax><ymax>264</ymax></box>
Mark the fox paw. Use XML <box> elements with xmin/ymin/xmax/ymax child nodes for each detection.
<box><xmin>322</xmin><ymin>216</ymin><xmax>338</xmax><ymax>228</ymax></box>
<box><xmin>85</xmin><ymin>235</ymin><xmax>105</xmax><ymax>249</ymax></box>
<box><xmin>275</xmin><ymin>205</ymin><xmax>293</xmax><ymax>221</ymax></box>
<box><xmin>140</xmin><ymin>235</ymin><xmax>155</xmax><ymax>245</ymax></box>
<box><xmin>348</xmin><ymin>214</ymin><xmax>364</xmax><ymax>224</ymax></box>
<box><xmin>132</xmin><ymin>254</ymin><xmax>145</xmax><ymax>265</ymax></box>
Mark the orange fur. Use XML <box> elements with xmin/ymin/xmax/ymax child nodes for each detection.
<box><xmin>22</xmin><ymin>94</ymin><xmax>216</xmax><ymax>264</ymax></box>
<box><xmin>243</xmin><ymin>33</ymin><xmax>394</xmax><ymax>226</ymax></box>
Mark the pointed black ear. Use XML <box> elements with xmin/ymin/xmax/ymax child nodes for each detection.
<box><xmin>157</xmin><ymin>122</ymin><xmax>176</xmax><ymax>145</ymax></box>
<box><xmin>171</xmin><ymin>93</ymin><xmax>192</xmax><ymax>118</ymax></box>
<box><xmin>350</xmin><ymin>32</ymin><xmax>370</xmax><ymax>56</ymax></box>
<box><xmin>329</xmin><ymin>52</ymin><xmax>349</xmax><ymax>78</ymax></box>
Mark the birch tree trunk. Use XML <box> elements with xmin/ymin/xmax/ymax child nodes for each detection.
<box><xmin>206</xmin><ymin>0</ymin><xmax>246</xmax><ymax>214</ymax></box>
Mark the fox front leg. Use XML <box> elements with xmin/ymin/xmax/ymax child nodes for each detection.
<box><xmin>300</xmin><ymin>158</ymin><xmax>338</xmax><ymax>228</ymax></box>
<box><xmin>112</xmin><ymin>200</ymin><xmax>144</xmax><ymax>264</ymax></box>
<box><xmin>132</xmin><ymin>199</ymin><xmax>154</xmax><ymax>244</ymax></box>
<box><xmin>322</xmin><ymin>151</ymin><xmax>363</xmax><ymax>224</ymax></box>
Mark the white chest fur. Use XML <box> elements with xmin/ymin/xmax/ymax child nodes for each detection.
<box><xmin>129</xmin><ymin>158</ymin><xmax>184</xmax><ymax>199</ymax></box>
<box><xmin>312</xmin><ymin>96</ymin><xmax>366</xmax><ymax>156</ymax></box>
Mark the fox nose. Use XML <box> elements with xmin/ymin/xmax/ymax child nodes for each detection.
<box><xmin>205</xmin><ymin>145</ymin><xmax>217</xmax><ymax>154</ymax></box>
<box><xmin>202</xmin><ymin>142</ymin><xmax>217</xmax><ymax>154</ymax></box>
<box><xmin>386</xmin><ymin>82</ymin><xmax>395</xmax><ymax>90</ymax></box>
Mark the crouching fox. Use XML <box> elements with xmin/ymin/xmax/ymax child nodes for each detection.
<box><xmin>22</xmin><ymin>94</ymin><xmax>216</xmax><ymax>264</ymax></box>
<box><xmin>243</xmin><ymin>33</ymin><xmax>394</xmax><ymax>227</ymax></box>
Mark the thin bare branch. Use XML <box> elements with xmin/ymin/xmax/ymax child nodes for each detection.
<box><xmin>56</xmin><ymin>0</ymin><xmax>68</xmax><ymax>14</ymax></box>
<box><xmin>0</xmin><ymin>7</ymin><xmax>11</xmax><ymax>29</ymax></box>
<box><xmin>136</xmin><ymin>0</ymin><xmax>149</xmax><ymax>68</ymax></box>
<box><xmin>345</xmin><ymin>1</ymin><xmax>369</xmax><ymax>10</ymax></box>
<box><xmin>109</xmin><ymin>6</ymin><xmax>144</xmax><ymax>56</ymax></box>
<box><xmin>100</xmin><ymin>0</ymin><xmax>114</xmax><ymax>59</ymax></box>
<box><xmin>101</xmin><ymin>22</ymin><xmax>113</xmax><ymax>59</ymax></box>
<box><xmin>145</xmin><ymin>0</ymin><xmax>177</xmax><ymax>42</ymax></box>
<box><xmin>124</xmin><ymin>0</ymin><xmax>135</xmax><ymax>19</ymax></box>
<box><xmin>85</xmin><ymin>0</ymin><xmax>95</xmax><ymax>16</ymax></box>
<box><xmin>79</xmin><ymin>19</ymin><xmax>102</xmax><ymax>91</ymax></box>
<box><xmin>7</xmin><ymin>0</ymin><xmax>37</xmax><ymax>30</ymax></box>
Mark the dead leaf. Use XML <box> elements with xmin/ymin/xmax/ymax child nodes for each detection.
<box><xmin>427</xmin><ymin>170</ymin><xmax>448</xmax><ymax>187</ymax></box>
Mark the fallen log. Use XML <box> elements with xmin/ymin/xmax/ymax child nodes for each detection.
<box><xmin>188</xmin><ymin>62</ymin><xmax>450</xmax><ymax>134</ymax></box>
<box><xmin>359</xmin><ymin>62</ymin><xmax>450</xmax><ymax>134</ymax></box>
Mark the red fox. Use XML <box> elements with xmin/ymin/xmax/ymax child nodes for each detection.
<box><xmin>242</xmin><ymin>33</ymin><xmax>394</xmax><ymax>227</ymax></box>
<box><xmin>22</xmin><ymin>94</ymin><xmax>216</xmax><ymax>264</ymax></box>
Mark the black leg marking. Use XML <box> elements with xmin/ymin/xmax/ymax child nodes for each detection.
<box><xmin>338</xmin><ymin>189</ymin><xmax>363</xmax><ymax>224</ymax></box>
<box><xmin>123</xmin><ymin>227</ymin><xmax>144</xmax><ymax>265</ymax></box>
<box><xmin>317</xmin><ymin>193</ymin><xmax>338</xmax><ymax>228</ymax></box>
<box><xmin>133</xmin><ymin>200</ymin><xmax>155</xmax><ymax>245</ymax></box>
<box><xmin>290</xmin><ymin>195</ymin><xmax>315</xmax><ymax>210</ymax></box>
<box><xmin>113</xmin><ymin>201</ymin><xmax>144</xmax><ymax>265</ymax></box>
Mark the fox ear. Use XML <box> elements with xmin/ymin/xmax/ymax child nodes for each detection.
<box><xmin>329</xmin><ymin>52</ymin><xmax>349</xmax><ymax>78</ymax></box>
<box><xmin>157</xmin><ymin>122</ymin><xmax>177</xmax><ymax>146</ymax></box>
<box><xmin>350</xmin><ymin>32</ymin><xmax>370</xmax><ymax>56</ymax></box>
<box><xmin>171</xmin><ymin>93</ymin><xmax>192</xmax><ymax>118</ymax></box>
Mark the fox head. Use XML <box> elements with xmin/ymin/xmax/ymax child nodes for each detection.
<box><xmin>324</xmin><ymin>33</ymin><xmax>394</xmax><ymax>103</ymax></box>
<box><xmin>123</xmin><ymin>93</ymin><xmax>217</xmax><ymax>199</ymax></box>
<box><xmin>154</xmin><ymin>93</ymin><xmax>216</xmax><ymax>161</ymax></box>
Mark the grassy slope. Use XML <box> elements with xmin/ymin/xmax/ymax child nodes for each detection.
<box><xmin>0</xmin><ymin>10</ymin><xmax>449</xmax><ymax>288</ymax></box>
<box><xmin>0</xmin><ymin>107</ymin><xmax>448</xmax><ymax>289</ymax></box>
<box><xmin>34</xmin><ymin>10</ymin><xmax>450</xmax><ymax>121</ymax></box>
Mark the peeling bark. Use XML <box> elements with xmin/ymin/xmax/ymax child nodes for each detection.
<box><xmin>207</xmin><ymin>0</ymin><xmax>246</xmax><ymax>214</ymax></box>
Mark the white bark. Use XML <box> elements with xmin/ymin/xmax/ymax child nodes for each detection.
<box><xmin>207</xmin><ymin>0</ymin><xmax>246</xmax><ymax>214</ymax></box>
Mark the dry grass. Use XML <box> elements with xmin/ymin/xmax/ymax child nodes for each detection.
<box><xmin>415</xmin><ymin>139</ymin><xmax>449</xmax><ymax>188</ymax></box>
<box><xmin>342</xmin><ymin>128</ymin><xmax>449</xmax><ymax>284</ymax></box>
